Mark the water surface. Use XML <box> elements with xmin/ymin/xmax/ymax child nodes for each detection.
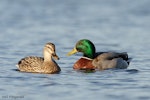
<box><xmin>0</xmin><ymin>0</ymin><xmax>150</xmax><ymax>100</ymax></box>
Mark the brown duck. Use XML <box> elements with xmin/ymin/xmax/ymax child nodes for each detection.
<box><xmin>17</xmin><ymin>42</ymin><xmax>61</xmax><ymax>74</ymax></box>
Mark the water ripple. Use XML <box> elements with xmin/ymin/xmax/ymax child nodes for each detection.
<box><xmin>0</xmin><ymin>0</ymin><xmax>150</xmax><ymax>100</ymax></box>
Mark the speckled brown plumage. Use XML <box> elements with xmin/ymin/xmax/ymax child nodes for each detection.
<box><xmin>17</xmin><ymin>42</ymin><xmax>61</xmax><ymax>74</ymax></box>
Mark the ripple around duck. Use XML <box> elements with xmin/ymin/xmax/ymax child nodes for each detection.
<box><xmin>125</xmin><ymin>69</ymin><xmax>139</xmax><ymax>74</ymax></box>
<box><xmin>1</xmin><ymin>0</ymin><xmax>150</xmax><ymax>100</ymax></box>
<box><xmin>39</xmin><ymin>82</ymin><xmax>61</xmax><ymax>87</ymax></box>
<box><xmin>11</xmin><ymin>69</ymin><xmax>20</xmax><ymax>71</ymax></box>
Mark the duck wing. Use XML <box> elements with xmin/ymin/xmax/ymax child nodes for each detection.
<box><xmin>17</xmin><ymin>56</ymin><xmax>44</xmax><ymax>72</ymax></box>
<box><xmin>95</xmin><ymin>52</ymin><xmax>129</xmax><ymax>61</ymax></box>
<box><xmin>92</xmin><ymin>52</ymin><xmax>132</xmax><ymax>70</ymax></box>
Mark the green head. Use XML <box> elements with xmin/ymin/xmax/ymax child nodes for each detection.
<box><xmin>67</xmin><ymin>39</ymin><xmax>96</xmax><ymax>59</ymax></box>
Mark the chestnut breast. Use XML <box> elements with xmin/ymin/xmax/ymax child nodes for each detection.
<box><xmin>73</xmin><ymin>57</ymin><xmax>95</xmax><ymax>70</ymax></box>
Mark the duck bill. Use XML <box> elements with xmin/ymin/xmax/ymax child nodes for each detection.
<box><xmin>52</xmin><ymin>53</ymin><xmax>59</xmax><ymax>60</ymax></box>
<box><xmin>67</xmin><ymin>47</ymin><xmax>78</xmax><ymax>56</ymax></box>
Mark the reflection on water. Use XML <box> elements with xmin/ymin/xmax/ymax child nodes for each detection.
<box><xmin>0</xmin><ymin>0</ymin><xmax>150</xmax><ymax>100</ymax></box>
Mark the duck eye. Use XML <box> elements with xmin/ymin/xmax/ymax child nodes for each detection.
<box><xmin>76</xmin><ymin>48</ymin><xmax>80</xmax><ymax>51</ymax></box>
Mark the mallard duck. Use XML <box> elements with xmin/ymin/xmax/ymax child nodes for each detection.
<box><xmin>17</xmin><ymin>42</ymin><xmax>61</xmax><ymax>74</ymax></box>
<box><xmin>67</xmin><ymin>39</ymin><xmax>131</xmax><ymax>70</ymax></box>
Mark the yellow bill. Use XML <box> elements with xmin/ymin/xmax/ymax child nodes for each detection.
<box><xmin>67</xmin><ymin>47</ymin><xmax>78</xmax><ymax>56</ymax></box>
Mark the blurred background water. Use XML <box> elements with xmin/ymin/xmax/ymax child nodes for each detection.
<box><xmin>0</xmin><ymin>0</ymin><xmax>150</xmax><ymax>100</ymax></box>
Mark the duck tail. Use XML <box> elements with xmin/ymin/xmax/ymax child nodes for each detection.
<box><xmin>16</xmin><ymin>64</ymin><xmax>19</xmax><ymax>69</ymax></box>
<box><xmin>127</xmin><ymin>58</ymin><xmax>132</xmax><ymax>65</ymax></box>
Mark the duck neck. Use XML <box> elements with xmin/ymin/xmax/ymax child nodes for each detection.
<box><xmin>83</xmin><ymin>48</ymin><xmax>95</xmax><ymax>59</ymax></box>
<box><xmin>83</xmin><ymin>41</ymin><xmax>95</xmax><ymax>59</ymax></box>
<box><xmin>43</xmin><ymin>51</ymin><xmax>52</xmax><ymax>62</ymax></box>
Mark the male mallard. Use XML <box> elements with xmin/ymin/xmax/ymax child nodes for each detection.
<box><xmin>67</xmin><ymin>39</ymin><xmax>131</xmax><ymax>70</ymax></box>
<box><xmin>17</xmin><ymin>42</ymin><xmax>61</xmax><ymax>74</ymax></box>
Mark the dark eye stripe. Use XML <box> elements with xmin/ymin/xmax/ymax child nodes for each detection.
<box><xmin>48</xmin><ymin>46</ymin><xmax>52</xmax><ymax>50</ymax></box>
<box><xmin>47</xmin><ymin>46</ymin><xmax>55</xmax><ymax>52</ymax></box>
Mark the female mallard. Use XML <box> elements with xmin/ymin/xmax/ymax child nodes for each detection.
<box><xmin>17</xmin><ymin>42</ymin><xmax>61</xmax><ymax>74</ymax></box>
<box><xmin>67</xmin><ymin>39</ymin><xmax>131</xmax><ymax>70</ymax></box>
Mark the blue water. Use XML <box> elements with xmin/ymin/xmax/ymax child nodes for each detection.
<box><xmin>0</xmin><ymin>0</ymin><xmax>150</xmax><ymax>100</ymax></box>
